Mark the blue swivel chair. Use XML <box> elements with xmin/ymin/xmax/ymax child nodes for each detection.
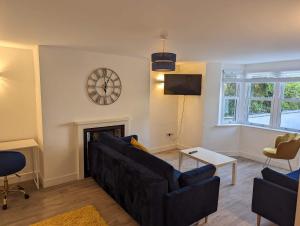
<box><xmin>0</xmin><ymin>151</ymin><xmax>30</xmax><ymax>210</ymax></box>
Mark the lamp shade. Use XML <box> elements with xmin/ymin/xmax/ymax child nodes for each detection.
<box><xmin>151</xmin><ymin>52</ymin><xmax>176</xmax><ymax>62</ymax></box>
<box><xmin>152</xmin><ymin>62</ymin><xmax>175</xmax><ymax>71</ymax></box>
<box><xmin>151</xmin><ymin>52</ymin><xmax>176</xmax><ymax>71</ymax></box>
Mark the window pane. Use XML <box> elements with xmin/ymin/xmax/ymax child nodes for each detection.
<box><xmin>224</xmin><ymin>83</ymin><xmax>237</xmax><ymax>96</ymax></box>
<box><xmin>280</xmin><ymin>101</ymin><xmax>300</xmax><ymax>130</ymax></box>
<box><xmin>283</xmin><ymin>82</ymin><xmax>300</xmax><ymax>98</ymax></box>
<box><xmin>248</xmin><ymin>100</ymin><xmax>271</xmax><ymax>125</ymax></box>
<box><xmin>250</xmin><ymin>83</ymin><xmax>274</xmax><ymax>98</ymax></box>
<box><xmin>223</xmin><ymin>99</ymin><xmax>237</xmax><ymax>123</ymax></box>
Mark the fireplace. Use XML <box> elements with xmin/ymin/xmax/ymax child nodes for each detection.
<box><xmin>83</xmin><ymin>125</ymin><xmax>125</xmax><ymax>177</ymax></box>
<box><xmin>74</xmin><ymin>117</ymin><xmax>129</xmax><ymax>179</ymax></box>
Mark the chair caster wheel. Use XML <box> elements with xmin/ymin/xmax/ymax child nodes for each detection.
<box><xmin>2</xmin><ymin>204</ymin><xmax>7</xmax><ymax>210</ymax></box>
<box><xmin>24</xmin><ymin>194</ymin><xmax>29</xmax><ymax>199</ymax></box>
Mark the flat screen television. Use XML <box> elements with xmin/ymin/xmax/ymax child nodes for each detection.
<box><xmin>164</xmin><ymin>74</ymin><xmax>202</xmax><ymax>95</ymax></box>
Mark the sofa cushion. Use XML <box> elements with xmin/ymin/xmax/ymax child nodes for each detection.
<box><xmin>124</xmin><ymin>146</ymin><xmax>180</xmax><ymax>192</ymax></box>
<box><xmin>179</xmin><ymin>164</ymin><xmax>216</xmax><ymax>187</ymax></box>
<box><xmin>99</xmin><ymin>132</ymin><xmax>130</xmax><ymax>155</ymax></box>
<box><xmin>88</xmin><ymin>142</ymin><xmax>102</xmax><ymax>179</ymax></box>
<box><xmin>174</xmin><ymin>169</ymin><xmax>181</xmax><ymax>180</ymax></box>
<box><xmin>95</xmin><ymin>143</ymin><xmax>168</xmax><ymax>226</ymax></box>
<box><xmin>287</xmin><ymin>169</ymin><xmax>300</xmax><ymax>181</ymax></box>
<box><xmin>262</xmin><ymin>167</ymin><xmax>298</xmax><ymax>192</ymax></box>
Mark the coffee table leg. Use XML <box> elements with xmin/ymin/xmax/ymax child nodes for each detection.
<box><xmin>232</xmin><ymin>162</ymin><xmax>237</xmax><ymax>185</ymax></box>
<box><xmin>179</xmin><ymin>152</ymin><xmax>183</xmax><ymax>171</ymax></box>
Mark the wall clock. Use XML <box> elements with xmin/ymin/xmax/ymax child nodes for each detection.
<box><xmin>87</xmin><ymin>68</ymin><xmax>122</xmax><ymax>105</ymax></box>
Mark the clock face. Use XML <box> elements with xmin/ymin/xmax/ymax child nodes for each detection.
<box><xmin>87</xmin><ymin>68</ymin><xmax>122</xmax><ymax>105</ymax></box>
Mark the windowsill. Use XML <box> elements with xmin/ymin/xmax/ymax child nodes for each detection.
<box><xmin>215</xmin><ymin>123</ymin><xmax>241</xmax><ymax>127</ymax></box>
<box><xmin>216</xmin><ymin>123</ymin><xmax>299</xmax><ymax>133</ymax></box>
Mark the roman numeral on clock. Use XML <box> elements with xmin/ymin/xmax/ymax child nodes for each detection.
<box><xmin>87</xmin><ymin>68</ymin><xmax>121</xmax><ymax>105</ymax></box>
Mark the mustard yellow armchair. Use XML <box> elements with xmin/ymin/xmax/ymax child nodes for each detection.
<box><xmin>263</xmin><ymin>133</ymin><xmax>300</xmax><ymax>171</ymax></box>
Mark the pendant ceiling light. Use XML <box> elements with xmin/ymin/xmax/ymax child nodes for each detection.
<box><xmin>151</xmin><ymin>35</ymin><xmax>176</xmax><ymax>72</ymax></box>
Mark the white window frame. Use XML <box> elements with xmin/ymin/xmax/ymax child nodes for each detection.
<box><xmin>221</xmin><ymin>82</ymin><xmax>240</xmax><ymax>124</ymax></box>
<box><xmin>220</xmin><ymin>71</ymin><xmax>300</xmax><ymax>132</ymax></box>
<box><xmin>278</xmin><ymin>82</ymin><xmax>300</xmax><ymax>131</ymax></box>
<box><xmin>245</xmin><ymin>82</ymin><xmax>275</xmax><ymax>128</ymax></box>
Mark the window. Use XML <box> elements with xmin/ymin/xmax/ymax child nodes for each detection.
<box><xmin>222</xmin><ymin>83</ymin><xmax>239</xmax><ymax>123</ymax></box>
<box><xmin>221</xmin><ymin>70</ymin><xmax>300</xmax><ymax>131</ymax></box>
<box><xmin>280</xmin><ymin>82</ymin><xmax>300</xmax><ymax>131</ymax></box>
<box><xmin>247</xmin><ymin>83</ymin><xmax>274</xmax><ymax>126</ymax></box>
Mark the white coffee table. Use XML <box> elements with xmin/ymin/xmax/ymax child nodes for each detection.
<box><xmin>179</xmin><ymin>147</ymin><xmax>237</xmax><ymax>185</ymax></box>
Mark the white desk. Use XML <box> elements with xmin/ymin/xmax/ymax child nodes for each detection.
<box><xmin>0</xmin><ymin>139</ymin><xmax>40</xmax><ymax>189</ymax></box>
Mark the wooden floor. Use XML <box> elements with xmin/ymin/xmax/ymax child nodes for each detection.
<box><xmin>0</xmin><ymin>150</ymin><xmax>281</xmax><ymax>226</ymax></box>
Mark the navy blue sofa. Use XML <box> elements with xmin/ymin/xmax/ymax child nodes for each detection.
<box><xmin>252</xmin><ymin>167</ymin><xmax>299</xmax><ymax>226</ymax></box>
<box><xmin>88</xmin><ymin>133</ymin><xmax>220</xmax><ymax>226</ymax></box>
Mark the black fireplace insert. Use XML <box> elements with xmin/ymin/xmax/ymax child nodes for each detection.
<box><xmin>83</xmin><ymin>125</ymin><xmax>125</xmax><ymax>177</ymax></box>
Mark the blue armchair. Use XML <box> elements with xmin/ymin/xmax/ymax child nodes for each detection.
<box><xmin>252</xmin><ymin>167</ymin><xmax>299</xmax><ymax>226</ymax></box>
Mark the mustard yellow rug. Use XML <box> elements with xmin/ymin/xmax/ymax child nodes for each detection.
<box><xmin>30</xmin><ymin>205</ymin><xmax>109</xmax><ymax>226</ymax></box>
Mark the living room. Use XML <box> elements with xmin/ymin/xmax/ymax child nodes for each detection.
<box><xmin>0</xmin><ymin>1</ymin><xmax>300</xmax><ymax>226</ymax></box>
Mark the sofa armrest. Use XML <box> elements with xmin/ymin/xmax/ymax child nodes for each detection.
<box><xmin>252</xmin><ymin>178</ymin><xmax>297</xmax><ymax>226</ymax></box>
<box><xmin>178</xmin><ymin>164</ymin><xmax>216</xmax><ymax>187</ymax></box>
<box><xmin>164</xmin><ymin>176</ymin><xmax>220</xmax><ymax>226</ymax></box>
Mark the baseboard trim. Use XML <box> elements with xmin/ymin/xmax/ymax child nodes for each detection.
<box><xmin>0</xmin><ymin>171</ymin><xmax>34</xmax><ymax>184</ymax></box>
<box><xmin>217</xmin><ymin>151</ymin><xmax>240</xmax><ymax>157</ymax></box>
<box><xmin>239</xmin><ymin>152</ymin><xmax>295</xmax><ymax>171</ymax></box>
<box><xmin>16</xmin><ymin>149</ymin><xmax>294</xmax><ymax>188</ymax></box>
<box><xmin>41</xmin><ymin>173</ymin><xmax>77</xmax><ymax>188</ymax></box>
<box><xmin>176</xmin><ymin>144</ymin><xmax>191</xmax><ymax>150</ymax></box>
<box><xmin>149</xmin><ymin>144</ymin><xmax>177</xmax><ymax>153</ymax></box>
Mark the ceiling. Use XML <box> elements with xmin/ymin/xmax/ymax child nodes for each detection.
<box><xmin>1</xmin><ymin>0</ymin><xmax>300</xmax><ymax>63</ymax></box>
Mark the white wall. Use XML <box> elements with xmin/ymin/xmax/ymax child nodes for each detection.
<box><xmin>201</xmin><ymin>63</ymin><xmax>241</xmax><ymax>154</ymax></box>
<box><xmin>36</xmin><ymin>50</ymin><xmax>300</xmax><ymax>187</ymax></box>
<box><xmin>149</xmin><ymin>71</ymin><xmax>178</xmax><ymax>152</ymax></box>
<box><xmin>0</xmin><ymin>45</ymin><xmax>37</xmax><ymax>180</ymax></box>
<box><xmin>2</xmin><ymin>43</ymin><xmax>299</xmax><ymax>188</ymax></box>
<box><xmin>32</xmin><ymin>46</ymin><xmax>45</xmax><ymax>177</ymax></box>
<box><xmin>239</xmin><ymin>126</ymin><xmax>299</xmax><ymax>169</ymax></box>
<box><xmin>0</xmin><ymin>46</ymin><xmax>37</xmax><ymax>141</ymax></box>
<box><xmin>39</xmin><ymin>46</ymin><xmax>150</xmax><ymax>186</ymax></box>
<box><xmin>201</xmin><ymin>62</ymin><xmax>300</xmax><ymax>170</ymax></box>
<box><xmin>148</xmin><ymin>62</ymin><xmax>241</xmax><ymax>154</ymax></box>
<box><xmin>241</xmin><ymin>59</ymin><xmax>300</xmax><ymax>169</ymax></box>
<box><xmin>177</xmin><ymin>62</ymin><xmax>206</xmax><ymax>148</ymax></box>
<box><xmin>160</xmin><ymin>62</ymin><xmax>241</xmax><ymax>154</ymax></box>
<box><xmin>244</xmin><ymin>59</ymin><xmax>300</xmax><ymax>73</ymax></box>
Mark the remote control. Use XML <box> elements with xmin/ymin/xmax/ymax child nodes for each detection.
<box><xmin>188</xmin><ymin>150</ymin><xmax>198</xmax><ymax>154</ymax></box>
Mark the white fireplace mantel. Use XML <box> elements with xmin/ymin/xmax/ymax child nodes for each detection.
<box><xmin>74</xmin><ymin>116</ymin><xmax>130</xmax><ymax>179</ymax></box>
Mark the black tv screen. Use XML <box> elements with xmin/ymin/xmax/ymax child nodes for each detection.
<box><xmin>164</xmin><ymin>74</ymin><xmax>202</xmax><ymax>95</ymax></box>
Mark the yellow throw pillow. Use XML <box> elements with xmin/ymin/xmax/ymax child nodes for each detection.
<box><xmin>131</xmin><ymin>138</ymin><xmax>148</xmax><ymax>152</ymax></box>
